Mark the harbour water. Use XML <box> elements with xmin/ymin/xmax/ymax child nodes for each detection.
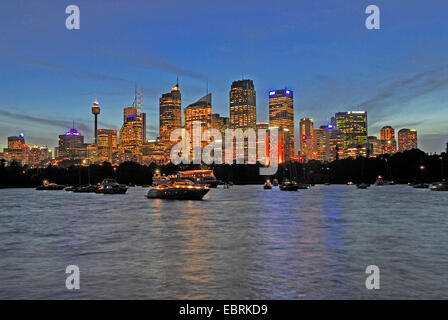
<box><xmin>0</xmin><ymin>185</ymin><xmax>447</xmax><ymax>299</ymax></box>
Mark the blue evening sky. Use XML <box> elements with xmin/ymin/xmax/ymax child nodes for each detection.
<box><xmin>0</xmin><ymin>0</ymin><xmax>447</xmax><ymax>152</ymax></box>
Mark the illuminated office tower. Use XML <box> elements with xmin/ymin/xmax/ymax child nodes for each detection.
<box><xmin>380</xmin><ymin>126</ymin><xmax>397</xmax><ymax>155</ymax></box>
<box><xmin>97</xmin><ymin>129</ymin><xmax>118</xmax><ymax>163</ymax></box>
<box><xmin>211</xmin><ymin>113</ymin><xmax>230</xmax><ymax>135</ymax></box>
<box><xmin>367</xmin><ymin>136</ymin><xmax>381</xmax><ymax>157</ymax></box>
<box><xmin>312</xmin><ymin>126</ymin><xmax>330</xmax><ymax>162</ymax></box>
<box><xmin>142</xmin><ymin>138</ymin><xmax>166</xmax><ymax>166</ymax></box>
<box><xmin>328</xmin><ymin>126</ymin><xmax>344</xmax><ymax>161</ymax></box>
<box><xmin>58</xmin><ymin>128</ymin><xmax>86</xmax><ymax>160</ymax></box>
<box><xmin>8</xmin><ymin>134</ymin><xmax>25</xmax><ymax>149</ymax></box>
<box><xmin>229</xmin><ymin>79</ymin><xmax>256</xmax><ymax>129</ymax></box>
<box><xmin>159</xmin><ymin>82</ymin><xmax>182</xmax><ymax>141</ymax></box>
<box><xmin>229</xmin><ymin>79</ymin><xmax>257</xmax><ymax>163</ymax></box>
<box><xmin>91</xmin><ymin>95</ymin><xmax>100</xmax><ymax>144</ymax></box>
<box><xmin>345</xmin><ymin>144</ymin><xmax>369</xmax><ymax>158</ymax></box>
<box><xmin>184</xmin><ymin>93</ymin><xmax>212</xmax><ymax>136</ymax></box>
<box><xmin>119</xmin><ymin>89</ymin><xmax>146</xmax><ymax>162</ymax></box>
<box><xmin>335</xmin><ymin>111</ymin><xmax>368</xmax><ymax>157</ymax></box>
<box><xmin>2</xmin><ymin>133</ymin><xmax>28</xmax><ymax>164</ymax></box>
<box><xmin>264</xmin><ymin>127</ymin><xmax>290</xmax><ymax>165</ymax></box>
<box><xmin>29</xmin><ymin>145</ymin><xmax>51</xmax><ymax>167</ymax></box>
<box><xmin>299</xmin><ymin>118</ymin><xmax>314</xmax><ymax>161</ymax></box>
<box><xmin>398</xmin><ymin>129</ymin><xmax>418</xmax><ymax>152</ymax></box>
<box><xmin>269</xmin><ymin>88</ymin><xmax>295</xmax><ymax>159</ymax></box>
<box><xmin>211</xmin><ymin>114</ymin><xmax>230</xmax><ymax>163</ymax></box>
<box><xmin>184</xmin><ymin>93</ymin><xmax>212</xmax><ymax>162</ymax></box>
<box><xmin>256</xmin><ymin>122</ymin><xmax>269</xmax><ymax>164</ymax></box>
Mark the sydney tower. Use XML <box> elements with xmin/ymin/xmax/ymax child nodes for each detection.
<box><xmin>92</xmin><ymin>95</ymin><xmax>100</xmax><ymax>144</ymax></box>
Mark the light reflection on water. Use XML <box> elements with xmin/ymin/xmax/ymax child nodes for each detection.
<box><xmin>0</xmin><ymin>185</ymin><xmax>447</xmax><ymax>299</ymax></box>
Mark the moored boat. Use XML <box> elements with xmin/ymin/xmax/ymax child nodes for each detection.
<box><xmin>95</xmin><ymin>178</ymin><xmax>128</xmax><ymax>194</ymax></box>
<box><xmin>430</xmin><ymin>181</ymin><xmax>448</xmax><ymax>191</ymax></box>
<box><xmin>413</xmin><ymin>183</ymin><xmax>429</xmax><ymax>189</ymax></box>
<box><xmin>357</xmin><ymin>182</ymin><xmax>370</xmax><ymax>189</ymax></box>
<box><xmin>147</xmin><ymin>180</ymin><xmax>209</xmax><ymax>200</ymax></box>
<box><xmin>36</xmin><ymin>180</ymin><xmax>66</xmax><ymax>190</ymax></box>
<box><xmin>153</xmin><ymin>169</ymin><xmax>220</xmax><ymax>188</ymax></box>
<box><xmin>72</xmin><ymin>185</ymin><xmax>98</xmax><ymax>193</ymax></box>
<box><xmin>264</xmin><ymin>179</ymin><xmax>273</xmax><ymax>190</ymax></box>
<box><xmin>279</xmin><ymin>179</ymin><xmax>298</xmax><ymax>191</ymax></box>
<box><xmin>297</xmin><ymin>183</ymin><xmax>310</xmax><ymax>190</ymax></box>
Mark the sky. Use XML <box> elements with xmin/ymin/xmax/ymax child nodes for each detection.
<box><xmin>0</xmin><ymin>0</ymin><xmax>447</xmax><ymax>153</ymax></box>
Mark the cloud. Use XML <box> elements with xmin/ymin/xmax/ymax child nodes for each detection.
<box><xmin>0</xmin><ymin>109</ymin><xmax>114</xmax><ymax>135</ymax></box>
<box><xmin>103</xmin><ymin>50</ymin><xmax>207</xmax><ymax>81</ymax></box>
<box><xmin>11</xmin><ymin>55</ymin><xmax>134</xmax><ymax>86</ymax></box>
<box><xmin>357</xmin><ymin>66</ymin><xmax>448</xmax><ymax>111</ymax></box>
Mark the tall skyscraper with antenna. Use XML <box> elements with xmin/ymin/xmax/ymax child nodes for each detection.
<box><xmin>119</xmin><ymin>87</ymin><xmax>146</xmax><ymax>163</ymax></box>
<box><xmin>159</xmin><ymin>81</ymin><xmax>181</xmax><ymax>141</ymax></box>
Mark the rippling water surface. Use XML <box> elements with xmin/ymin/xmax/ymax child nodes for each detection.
<box><xmin>0</xmin><ymin>185</ymin><xmax>447</xmax><ymax>299</ymax></box>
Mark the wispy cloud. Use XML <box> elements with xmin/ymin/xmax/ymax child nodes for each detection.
<box><xmin>10</xmin><ymin>55</ymin><xmax>134</xmax><ymax>86</ymax></box>
<box><xmin>0</xmin><ymin>109</ymin><xmax>114</xmax><ymax>134</ymax></box>
<box><xmin>357</xmin><ymin>66</ymin><xmax>448</xmax><ymax>111</ymax></box>
<box><xmin>102</xmin><ymin>50</ymin><xmax>207</xmax><ymax>81</ymax></box>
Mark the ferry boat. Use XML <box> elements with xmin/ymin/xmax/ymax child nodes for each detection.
<box><xmin>147</xmin><ymin>179</ymin><xmax>209</xmax><ymax>200</ymax></box>
<box><xmin>178</xmin><ymin>170</ymin><xmax>220</xmax><ymax>188</ymax></box>
<box><xmin>153</xmin><ymin>170</ymin><xmax>220</xmax><ymax>188</ymax></box>
<box><xmin>95</xmin><ymin>178</ymin><xmax>128</xmax><ymax>194</ymax></box>
<box><xmin>36</xmin><ymin>180</ymin><xmax>66</xmax><ymax>190</ymax></box>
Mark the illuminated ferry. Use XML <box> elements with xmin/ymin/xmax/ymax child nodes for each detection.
<box><xmin>153</xmin><ymin>169</ymin><xmax>220</xmax><ymax>188</ymax></box>
<box><xmin>147</xmin><ymin>179</ymin><xmax>209</xmax><ymax>200</ymax></box>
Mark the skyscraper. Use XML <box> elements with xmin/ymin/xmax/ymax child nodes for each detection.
<box><xmin>269</xmin><ymin>88</ymin><xmax>295</xmax><ymax>158</ymax></box>
<box><xmin>380</xmin><ymin>126</ymin><xmax>397</xmax><ymax>155</ymax></box>
<box><xmin>97</xmin><ymin>129</ymin><xmax>118</xmax><ymax>163</ymax></box>
<box><xmin>2</xmin><ymin>133</ymin><xmax>28</xmax><ymax>164</ymax></box>
<box><xmin>367</xmin><ymin>136</ymin><xmax>381</xmax><ymax>157</ymax></box>
<box><xmin>256</xmin><ymin>122</ymin><xmax>269</xmax><ymax>164</ymax></box>
<box><xmin>229</xmin><ymin>79</ymin><xmax>256</xmax><ymax>129</ymax></box>
<box><xmin>299</xmin><ymin>118</ymin><xmax>314</xmax><ymax>161</ymax></box>
<box><xmin>398</xmin><ymin>129</ymin><xmax>418</xmax><ymax>152</ymax></box>
<box><xmin>58</xmin><ymin>128</ymin><xmax>86</xmax><ymax>161</ymax></box>
<box><xmin>159</xmin><ymin>83</ymin><xmax>182</xmax><ymax>141</ymax></box>
<box><xmin>184</xmin><ymin>93</ymin><xmax>212</xmax><ymax>136</ymax></box>
<box><xmin>119</xmin><ymin>89</ymin><xmax>146</xmax><ymax>162</ymax></box>
<box><xmin>313</xmin><ymin>126</ymin><xmax>330</xmax><ymax>162</ymax></box>
<box><xmin>335</xmin><ymin>111</ymin><xmax>368</xmax><ymax>158</ymax></box>
<box><xmin>328</xmin><ymin>126</ymin><xmax>344</xmax><ymax>161</ymax></box>
<box><xmin>184</xmin><ymin>93</ymin><xmax>212</xmax><ymax>162</ymax></box>
<box><xmin>211</xmin><ymin>113</ymin><xmax>230</xmax><ymax>136</ymax></box>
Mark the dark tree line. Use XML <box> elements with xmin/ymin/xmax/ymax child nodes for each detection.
<box><xmin>0</xmin><ymin>149</ymin><xmax>446</xmax><ymax>187</ymax></box>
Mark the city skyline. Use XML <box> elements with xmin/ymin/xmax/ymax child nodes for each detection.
<box><xmin>0</xmin><ymin>0</ymin><xmax>447</xmax><ymax>152</ymax></box>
